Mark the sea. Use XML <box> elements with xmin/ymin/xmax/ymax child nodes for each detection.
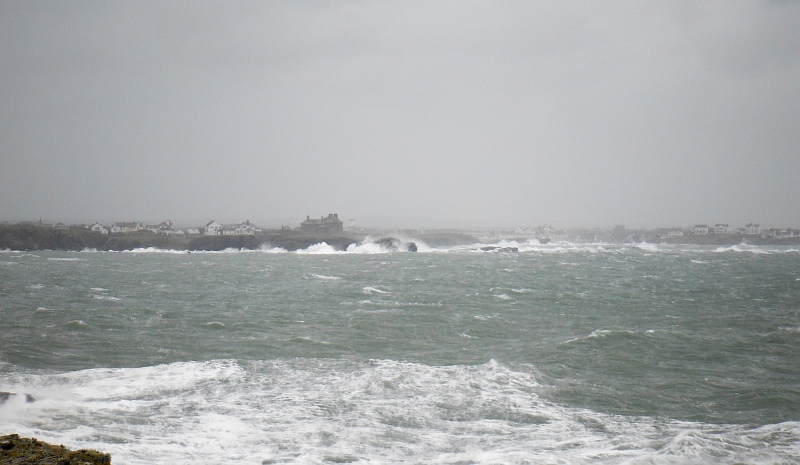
<box><xmin>1</xmin><ymin>240</ymin><xmax>798</xmax><ymax>464</ymax></box>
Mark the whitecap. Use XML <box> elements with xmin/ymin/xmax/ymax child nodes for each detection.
<box><xmin>362</xmin><ymin>286</ymin><xmax>390</xmax><ymax>295</ymax></box>
<box><xmin>309</xmin><ymin>273</ymin><xmax>341</xmax><ymax>280</ymax></box>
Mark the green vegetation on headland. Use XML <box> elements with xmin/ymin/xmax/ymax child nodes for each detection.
<box><xmin>0</xmin><ymin>434</ymin><xmax>110</xmax><ymax>465</ymax></box>
<box><xmin>0</xmin><ymin>224</ymin><xmax>368</xmax><ymax>252</ymax></box>
<box><xmin>187</xmin><ymin>230</ymin><xmax>362</xmax><ymax>251</ymax></box>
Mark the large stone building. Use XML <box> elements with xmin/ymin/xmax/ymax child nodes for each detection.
<box><xmin>300</xmin><ymin>213</ymin><xmax>343</xmax><ymax>233</ymax></box>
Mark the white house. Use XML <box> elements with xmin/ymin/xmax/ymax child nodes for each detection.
<box><xmin>745</xmin><ymin>223</ymin><xmax>760</xmax><ymax>235</ymax></box>
<box><xmin>187</xmin><ymin>228</ymin><xmax>201</xmax><ymax>235</ymax></box>
<box><xmin>111</xmin><ymin>222</ymin><xmax>142</xmax><ymax>233</ymax></box>
<box><xmin>239</xmin><ymin>221</ymin><xmax>256</xmax><ymax>235</ymax></box>
<box><xmin>693</xmin><ymin>224</ymin><xmax>709</xmax><ymax>235</ymax></box>
<box><xmin>90</xmin><ymin>222</ymin><xmax>109</xmax><ymax>234</ymax></box>
<box><xmin>220</xmin><ymin>221</ymin><xmax>256</xmax><ymax>235</ymax></box>
<box><xmin>666</xmin><ymin>230</ymin><xmax>685</xmax><ymax>239</ymax></box>
<box><xmin>145</xmin><ymin>220</ymin><xmax>176</xmax><ymax>234</ymax></box>
<box><xmin>714</xmin><ymin>223</ymin><xmax>732</xmax><ymax>234</ymax></box>
<box><xmin>205</xmin><ymin>220</ymin><xmax>222</xmax><ymax>236</ymax></box>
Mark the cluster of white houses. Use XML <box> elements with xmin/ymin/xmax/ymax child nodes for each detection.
<box><xmin>203</xmin><ymin>220</ymin><xmax>256</xmax><ymax>236</ymax></box>
<box><xmin>84</xmin><ymin>214</ymin><xmax>344</xmax><ymax>236</ymax></box>
<box><xmin>691</xmin><ymin>223</ymin><xmax>761</xmax><ymax>235</ymax></box>
<box><xmin>85</xmin><ymin>219</ymin><xmax>258</xmax><ymax>236</ymax></box>
<box><xmin>684</xmin><ymin>223</ymin><xmax>796</xmax><ymax>238</ymax></box>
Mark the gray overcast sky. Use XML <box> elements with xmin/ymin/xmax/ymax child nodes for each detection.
<box><xmin>1</xmin><ymin>1</ymin><xmax>798</xmax><ymax>229</ymax></box>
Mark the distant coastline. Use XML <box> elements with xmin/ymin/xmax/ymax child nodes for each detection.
<box><xmin>0</xmin><ymin>223</ymin><xmax>364</xmax><ymax>252</ymax></box>
<box><xmin>2</xmin><ymin>222</ymin><xmax>799</xmax><ymax>252</ymax></box>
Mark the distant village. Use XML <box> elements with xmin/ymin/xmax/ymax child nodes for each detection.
<box><xmin>43</xmin><ymin>213</ymin><xmax>345</xmax><ymax>237</ymax></box>
<box><xmin>6</xmin><ymin>215</ymin><xmax>800</xmax><ymax>244</ymax></box>
<box><xmin>492</xmin><ymin>222</ymin><xmax>800</xmax><ymax>243</ymax></box>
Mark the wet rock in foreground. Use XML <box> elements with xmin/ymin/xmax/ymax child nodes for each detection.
<box><xmin>0</xmin><ymin>434</ymin><xmax>110</xmax><ymax>465</ymax></box>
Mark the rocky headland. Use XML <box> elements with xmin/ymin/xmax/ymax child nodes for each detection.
<box><xmin>0</xmin><ymin>434</ymin><xmax>110</xmax><ymax>465</ymax></box>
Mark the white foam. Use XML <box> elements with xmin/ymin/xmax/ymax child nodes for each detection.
<box><xmin>634</xmin><ymin>242</ymin><xmax>659</xmax><ymax>252</ymax></box>
<box><xmin>122</xmin><ymin>247</ymin><xmax>188</xmax><ymax>254</ymax></box>
<box><xmin>309</xmin><ymin>273</ymin><xmax>341</xmax><ymax>280</ymax></box>
<box><xmin>296</xmin><ymin>242</ymin><xmax>341</xmax><ymax>254</ymax></box>
<box><xmin>2</xmin><ymin>359</ymin><xmax>796</xmax><ymax>464</ymax></box>
<box><xmin>258</xmin><ymin>244</ymin><xmax>288</xmax><ymax>253</ymax></box>
<box><xmin>346</xmin><ymin>241</ymin><xmax>392</xmax><ymax>254</ymax></box>
<box><xmin>712</xmin><ymin>244</ymin><xmax>772</xmax><ymax>255</ymax></box>
<box><xmin>362</xmin><ymin>286</ymin><xmax>390</xmax><ymax>295</ymax></box>
<box><xmin>0</xmin><ymin>358</ymin><xmax>800</xmax><ymax>465</ymax></box>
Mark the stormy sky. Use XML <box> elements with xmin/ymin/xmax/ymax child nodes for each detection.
<box><xmin>1</xmin><ymin>1</ymin><xmax>798</xmax><ymax>229</ymax></box>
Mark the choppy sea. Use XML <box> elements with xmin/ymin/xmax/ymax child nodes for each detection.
<box><xmin>1</xmin><ymin>240</ymin><xmax>799</xmax><ymax>464</ymax></box>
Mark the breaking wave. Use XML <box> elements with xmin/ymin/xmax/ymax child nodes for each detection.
<box><xmin>1</xmin><ymin>359</ymin><xmax>796</xmax><ymax>465</ymax></box>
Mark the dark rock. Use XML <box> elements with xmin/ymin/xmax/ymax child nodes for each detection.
<box><xmin>0</xmin><ymin>434</ymin><xmax>111</xmax><ymax>464</ymax></box>
<box><xmin>375</xmin><ymin>237</ymin><xmax>398</xmax><ymax>250</ymax></box>
<box><xmin>407</xmin><ymin>242</ymin><xmax>417</xmax><ymax>252</ymax></box>
<box><xmin>479</xmin><ymin>246</ymin><xmax>518</xmax><ymax>253</ymax></box>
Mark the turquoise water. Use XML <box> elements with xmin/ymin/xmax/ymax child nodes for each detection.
<box><xmin>1</xmin><ymin>242</ymin><xmax>799</xmax><ymax>464</ymax></box>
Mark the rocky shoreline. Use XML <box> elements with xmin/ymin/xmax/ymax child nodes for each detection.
<box><xmin>0</xmin><ymin>434</ymin><xmax>110</xmax><ymax>465</ymax></box>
